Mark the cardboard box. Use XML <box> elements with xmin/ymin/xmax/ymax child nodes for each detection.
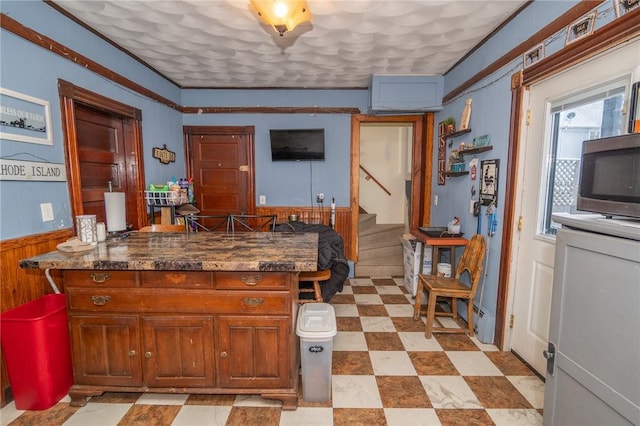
<box><xmin>401</xmin><ymin>235</ymin><xmax>432</xmax><ymax>296</ymax></box>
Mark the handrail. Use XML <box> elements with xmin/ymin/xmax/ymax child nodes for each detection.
<box><xmin>359</xmin><ymin>165</ymin><xmax>391</xmax><ymax>196</ymax></box>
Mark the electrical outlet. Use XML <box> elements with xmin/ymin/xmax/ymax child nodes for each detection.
<box><xmin>40</xmin><ymin>203</ymin><xmax>54</xmax><ymax>222</ymax></box>
<box><xmin>316</xmin><ymin>193</ymin><xmax>325</xmax><ymax>203</ymax></box>
<box><xmin>259</xmin><ymin>195</ymin><xmax>266</xmax><ymax>205</ymax></box>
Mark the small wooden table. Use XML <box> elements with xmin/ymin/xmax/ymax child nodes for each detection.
<box><xmin>412</xmin><ymin>233</ymin><xmax>468</xmax><ymax>275</ymax></box>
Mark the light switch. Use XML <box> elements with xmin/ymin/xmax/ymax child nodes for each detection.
<box><xmin>259</xmin><ymin>195</ymin><xmax>266</xmax><ymax>205</ymax></box>
<box><xmin>40</xmin><ymin>203</ymin><xmax>54</xmax><ymax>222</ymax></box>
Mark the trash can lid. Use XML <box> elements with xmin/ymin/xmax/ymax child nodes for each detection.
<box><xmin>296</xmin><ymin>303</ymin><xmax>337</xmax><ymax>338</ymax></box>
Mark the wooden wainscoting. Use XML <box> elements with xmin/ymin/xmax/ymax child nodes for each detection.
<box><xmin>0</xmin><ymin>228</ymin><xmax>74</xmax><ymax>407</ymax></box>
<box><xmin>256</xmin><ymin>207</ymin><xmax>354</xmax><ymax>259</ymax></box>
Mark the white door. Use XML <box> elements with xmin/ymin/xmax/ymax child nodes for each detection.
<box><xmin>508</xmin><ymin>40</ymin><xmax>638</xmax><ymax>375</ymax></box>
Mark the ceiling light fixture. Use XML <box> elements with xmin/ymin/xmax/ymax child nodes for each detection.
<box><xmin>250</xmin><ymin>0</ymin><xmax>312</xmax><ymax>36</ymax></box>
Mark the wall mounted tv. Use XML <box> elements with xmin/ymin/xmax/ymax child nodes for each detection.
<box><xmin>270</xmin><ymin>128</ymin><xmax>325</xmax><ymax>161</ymax></box>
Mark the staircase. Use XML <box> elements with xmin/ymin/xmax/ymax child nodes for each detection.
<box><xmin>355</xmin><ymin>213</ymin><xmax>405</xmax><ymax>277</ymax></box>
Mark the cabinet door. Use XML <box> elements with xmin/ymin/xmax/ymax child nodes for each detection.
<box><xmin>69</xmin><ymin>315</ymin><xmax>142</xmax><ymax>386</ymax></box>
<box><xmin>218</xmin><ymin>316</ymin><xmax>291</xmax><ymax>388</ymax></box>
<box><xmin>141</xmin><ymin>316</ymin><xmax>215</xmax><ymax>388</ymax></box>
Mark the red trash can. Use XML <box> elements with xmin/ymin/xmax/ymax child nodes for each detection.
<box><xmin>0</xmin><ymin>294</ymin><xmax>73</xmax><ymax>410</ymax></box>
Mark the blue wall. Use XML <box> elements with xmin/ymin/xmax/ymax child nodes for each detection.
<box><xmin>431</xmin><ymin>0</ymin><xmax>618</xmax><ymax>337</ymax></box>
<box><xmin>182</xmin><ymin>88</ymin><xmax>368</xmax><ymax>207</ymax></box>
<box><xmin>0</xmin><ymin>1</ymin><xmax>367</xmax><ymax>239</ymax></box>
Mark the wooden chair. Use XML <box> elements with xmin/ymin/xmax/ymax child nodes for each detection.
<box><xmin>139</xmin><ymin>224</ymin><xmax>185</xmax><ymax>232</ymax></box>
<box><xmin>413</xmin><ymin>234</ymin><xmax>486</xmax><ymax>338</ymax></box>
<box><xmin>298</xmin><ymin>269</ymin><xmax>331</xmax><ymax>303</ymax></box>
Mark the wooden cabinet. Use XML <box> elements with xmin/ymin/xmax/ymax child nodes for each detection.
<box><xmin>64</xmin><ymin>269</ymin><xmax>299</xmax><ymax>409</ymax></box>
<box><xmin>141</xmin><ymin>316</ymin><xmax>215</xmax><ymax>388</ymax></box>
<box><xmin>218</xmin><ymin>316</ymin><xmax>290</xmax><ymax>388</ymax></box>
<box><xmin>69</xmin><ymin>315</ymin><xmax>142</xmax><ymax>387</ymax></box>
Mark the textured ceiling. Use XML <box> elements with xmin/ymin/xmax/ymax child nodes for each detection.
<box><xmin>52</xmin><ymin>0</ymin><xmax>528</xmax><ymax>89</ymax></box>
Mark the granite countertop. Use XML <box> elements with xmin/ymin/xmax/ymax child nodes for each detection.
<box><xmin>19</xmin><ymin>232</ymin><xmax>319</xmax><ymax>272</ymax></box>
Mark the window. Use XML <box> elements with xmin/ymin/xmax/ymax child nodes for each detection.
<box><xmin>542</xmin><ymin>81</ymin><xmax>627</xmax><ymax>235</ymax></box>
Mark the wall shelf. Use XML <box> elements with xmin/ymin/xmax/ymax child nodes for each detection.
<box><xmin>459</xmin><ymin>145</ymin><xmax>493</xmax><ymax>156</ymax></box>
<box><xmin>444</xmin><ymin>128</ymin><xmax>471</xmax><ymax>140</ymax></box>
<box><xmin>444</xmin><ymin>171</ymin><xmax>469</xmax><ymax>177</ymax></box>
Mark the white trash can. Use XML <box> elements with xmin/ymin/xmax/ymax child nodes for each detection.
<box><xmin>296</xmin><ymin>303</ymin><xmax>337</xmax><ymax>402</ymax></box>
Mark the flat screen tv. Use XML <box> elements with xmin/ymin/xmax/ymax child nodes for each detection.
<box><xmin>270</xmin><ymin>129</ymin><xmax>325</xmax><ymax>161</ymax></box>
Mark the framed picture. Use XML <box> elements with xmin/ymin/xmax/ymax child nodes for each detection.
<box><xmin>523</xmin><ymin>43</ymin><xmax>545</xmax><ymax>68</ymax></box>
<box><xmin>480</xmin><ymin>159</ymin><xmax>499</xmax><ymax>206</ymax></box>
<box><xmin>614</xmin><ymin>0</ymin><xmax>640</xmax><ymax>17</ymax></box>
<box><xmin>565</xmin><ymin>13</ymin><xmax>596</xmax><ymax>45</ymax></box>
<box><xmin>0</xmin><ymin>88</ymin><xmax>53</xmax><ymax>145</ymax></box>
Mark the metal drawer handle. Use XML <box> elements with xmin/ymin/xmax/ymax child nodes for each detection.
<box><xmin>90</xmin><ymin>273</ymin><xmax>111</xmax><ymax>283</ymax></box>
<box><xmin>90</xmin><ymin>295</ymin><xmax>111</xmax><ymax>306</ymax></box>
<box><xmin>244</xmin><ymin>297</ymin><xmax>264</xmax><ymax>306</ymax></box>
<box><xmin>240</xmin><ymin>274</ymin><xmax>262</xmax><ymax>286</ymax></box>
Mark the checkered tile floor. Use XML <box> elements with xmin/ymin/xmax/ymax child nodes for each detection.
<box><xmin>1</xmin><ymin>277</ymin><xmax>544</xmax><ymax>426</ymax></box>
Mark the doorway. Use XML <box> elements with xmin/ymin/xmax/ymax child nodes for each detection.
<box><xmin>350</xmin><ymin>114</ymin><xmax>433</xmax><ymax>261</ymax></box>
<box><xmin>359</xmin><ymin>123</ymin><xmax>413</xmax><ymax>228</ymax></box>
<box><xmin>58</xmin><ymin>80</ymin><xmax>147</xmax><ymax>230</ymax></box>
<box><xmin>507</xmin><ymin>42</ymin><xmax>636</xmax><ymax>374</ymax></box>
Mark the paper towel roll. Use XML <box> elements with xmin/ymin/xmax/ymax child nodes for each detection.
<box><xmin>104</xmin><ymin>192</ymin><xmax>127</xmax><ymax>232</ymax></box>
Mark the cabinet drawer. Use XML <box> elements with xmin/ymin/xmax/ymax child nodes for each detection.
<box><xmin>65</xmin><ymin>270</ymin><xmax>139</xmax><ymax>288</ymax></box>
<box><xmin>216</xmin><ymin>272</ymin><xmax>289</xmax><ymax>290</ymax></box>
<box><xmin>141</xmin><ymin>271</ymin><xmax>214</xmax><ymax>288</ymax></box>
<box><xmin>67</xmin><ymin>288</ymin><xmax>290</xmax><ymax>315</ymax></box>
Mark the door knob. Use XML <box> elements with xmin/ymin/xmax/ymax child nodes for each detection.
<box><xmin>543</xmin><ymin>342</ymin><xmax>556</xmax><ymax>375</ymax></box>
<box><xmin>220</xmin><ymin>351</ymin><xmax>229</xmax><ymax>358</ymax></box>
<box><xmin>144</xmin><ymin>352</ymin><xmax>152</xmax><ymax>359</ymax></box>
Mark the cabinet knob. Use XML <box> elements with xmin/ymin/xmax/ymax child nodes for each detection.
<box><xmin>144</xmin><ymin>352</ymin><xmax>152</xmax><ymax>359</ymax></box>
<box><xmin>240</xmin><ymin>274</ymin><xmax>262</xmax><ymax>286</ymax></box>
<box><xmin>129</xmin><ymin>350</ymin><xmax>136</xmax><ymax>357</ymax></box>
<box><xmin>90</xmin><ymin>273</ymin><xmax>111</xmax><ymax>283</ymax></box>
<box><xmin>91</xmin><ymin>295</ymin><xmax>111</xmax><ymax>306</ymax></box>
<box><xmin>220</xmin><ymin>351</ymin><xmax>229</xmax><ymax>358</ymax></box>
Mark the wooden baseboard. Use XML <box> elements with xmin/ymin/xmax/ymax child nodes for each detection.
<box><xmin>256</xmin><ymin>206</ymin><xmax>354</xmax><ymax>259</ymax></box>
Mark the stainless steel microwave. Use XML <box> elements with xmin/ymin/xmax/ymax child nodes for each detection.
<box><xmin>577</xmin><ymin>133</ymin><xmax>640</xmax><ymax>219</ymax></box>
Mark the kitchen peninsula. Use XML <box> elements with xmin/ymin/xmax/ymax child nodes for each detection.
<box><xmin>19</xmin><ymin>231</ymin><xmax>318</xmax><ymax>410</ymax></box>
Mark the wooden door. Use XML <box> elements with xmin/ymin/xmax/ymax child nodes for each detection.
<box><xmin>74</xmin><ymin>105</ymin><xmax>129</xmax><ymax>223</ymax></box>
<box><xmin>59</xmin><ymin>80</ymin><xmax>147</xmax><ymax>230</ymax></box>
<box><xmin>217</xmin><ymin>316</ymin><xmax>290</xmax><ymax>388</ymax></box>
<box><xmin>185</xmin><ymin>126</ymin><xmax>255</xmax><ymax>216</ymax></box>
<box><xmin>141</xmin><ymin>316</ymin><xmax>215</xmax><ymax>388</ymax></box>
<box><xmin>69</xmin><ymin>315</ymin><xmax>142</xmax><ymax>386</ymax></box>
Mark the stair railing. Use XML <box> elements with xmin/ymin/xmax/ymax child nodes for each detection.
<box><xmin>360</xmin><ymin>165</ymin><xmax>391</xmax><ymax>196</ymax></box>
